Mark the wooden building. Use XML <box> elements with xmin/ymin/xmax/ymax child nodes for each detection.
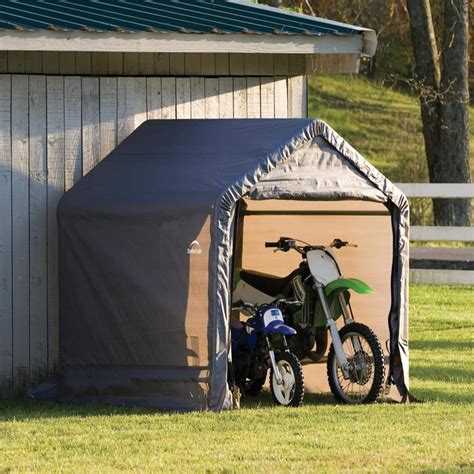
<box><xmin>0</xmin><ymin>0</ymin><xmax>376</xmax><ymax>396</ymax></box>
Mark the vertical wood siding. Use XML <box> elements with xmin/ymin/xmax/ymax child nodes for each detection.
<box><xmin>0</xmin><ymin>74</ymin><xmax>306</xmax><ymax>396</ymax></box>
<box><xmin>0</xmin><ymin>75</ymin><xmax>12</xmax><ymax>395</ymax></box>
<box><xmin>0</xmin><ymin>52</ymin><xmax>360</xmax><ymax>77</ymax></box>
<box><xmin>11</xmin><ymin>75</ymin><xmax>29</xmax><ymax>393</ymax></box>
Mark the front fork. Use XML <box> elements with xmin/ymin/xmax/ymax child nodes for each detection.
<box><xmin>315</xmin><ymin>283</ymin><xmax>361</xmax><ymax>379</ymax></box>
<box><xmin>266</xmin><ymin>336</ymin><xmax>286</xmax><ymax>385</ymax></box>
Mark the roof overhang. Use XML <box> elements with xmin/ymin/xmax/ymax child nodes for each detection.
<box><xmin>0</xmin><ymin>30</ymin><xmax>377</xmax><ymax>56</ymax></box>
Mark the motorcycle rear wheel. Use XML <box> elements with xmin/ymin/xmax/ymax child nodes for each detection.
<box><xmin>270</xmin><ymin>351</ymin><xmax>304</xmax><ymax>407</ymax></box>
<box><xmin>327</xmin><ymin>322</ymin><xmax>385</xmax><ymax>404</ymax></box>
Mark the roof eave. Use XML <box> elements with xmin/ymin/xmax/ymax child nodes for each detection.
<box><xmin>362</xmin><ymin>29</ymin><xmax>377</xmax><ymax>56</ymax></box>
<box><xmin>0</xmin><ymin>30</ymin><xmax>375</xmax><ymax>56</ymax></box>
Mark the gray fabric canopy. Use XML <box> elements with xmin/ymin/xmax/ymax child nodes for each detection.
<box><xmin>55</xmin><ymin>119</ymin><xmax>409</xmax><ymax>411</ymax></box>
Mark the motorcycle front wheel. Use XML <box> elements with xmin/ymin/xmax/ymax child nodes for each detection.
<box><xmin>270</xmin><ymin>351</ymin><xmax>304</xmax><ymax>407</ymax></box>
<box><xmin>327</xmin><ymin>322</ymin><xmax>385</xmax><ymax>404</ymax></box>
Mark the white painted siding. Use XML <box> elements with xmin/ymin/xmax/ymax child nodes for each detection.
<box><xmin>28</xmin><ymin>75</ymin><xmax>48</xmax><ymax>385</ymax></box>
<box><xmin>0</xmin><ymin>75</ymin><xmax>12</xmax><ymax>396</ymax></box>
<box><xmin>46</xmin><ymin>77</ymin><xmax>64</xmax><ymax>375</ymax></box>
<box><xmin>11</xmin><ymin>75</ymin><xmax>29</xmax><ymax>393</ymax></box>
<box><xmin>0</xmin><ymin>74</ymin><xmax>305</xmax><ymax>396</ymax></box>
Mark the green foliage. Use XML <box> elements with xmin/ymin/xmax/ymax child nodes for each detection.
<box><xmin>0</xmin><ymin>286</ymin><xmax>472</xmax><ymax>472</ymax></box>
<box><xmin>260</xmin><ymin>0</ymin><xmax>473</xmax><ymax>98</ymax></box>
<box><xmin>376</xmin><ymin>37</ymin><xmax>413</xmax><ymax>81</ymax></box>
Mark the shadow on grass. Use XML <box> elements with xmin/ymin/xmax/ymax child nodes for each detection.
<box><xmin>240</xmin><ymin>391</ymin><xmax>335</xmax><ymax>410</ymax></box>
<box><xmin>411</xmin><ymin>339</ymin><xmax>472</xmax><ymax>351</ymax></box>
<box><xmin>0</xmin><ymin>392</ymin><xmax>338</xmax><ymax>422</ymax></box>
<box><xmin>1</xmin><ymin>364</ymin><xmax>471</xmax><ymax>420</ymax></box>
<box><xmin>0</xmin><ymin>399</ymin><xmax>161</xmax><ymax>421</ymax></box>
<box><xmin>308</xmin><ymin>86</ymin><xmax>398</xmax><ymax>115</ymax></box>
<box><xmin>411</xmin><ymin>365</ymin><xmax>473</xmax><ymax>383</ymax></box>
<box><xmin>409</xmin><ymin>387</ymin><xmax>472</xmax><ymax>405</ymax></box>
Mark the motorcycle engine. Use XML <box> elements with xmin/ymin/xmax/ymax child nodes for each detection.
<box><xmin>248</xmin><ymin>353</ymin><xmax>267</xmax><ymax>381</ymax></box>
<box><xmin>232</xmin><ymin>348</ymin><xmax>266</xmax><ymax>387</ymax></box>
<box><xmin>292</xmin><ymin>275</ymin><xmax>306</xmax><ymax>303</ymax></box>
<box><xmin>288</xmin><ymin>325</ymin><xmax>314</xmax><ymax>360</ymax></box>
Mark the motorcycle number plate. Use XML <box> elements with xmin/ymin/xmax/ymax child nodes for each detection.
<box><xmin>307</xmin><ymin>249</ymin><xmax>340</xmax><ymax>285</ymax></box>
<box><xmin>263</xmin><ymin>308</ymin><xmax>284</xmax><ymax>328</ymax></box>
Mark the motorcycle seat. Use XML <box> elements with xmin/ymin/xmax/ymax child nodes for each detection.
<box><xmin>240</xmin><ymin>268</ymin><xmax>299</xmax><ymax>297</ymax></box>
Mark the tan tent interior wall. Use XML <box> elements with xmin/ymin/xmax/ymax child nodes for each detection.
<box><xmin>185</xmin><ymin>216</ymin><xmax>212</xmax><ymax>372</ymax></box>
<box><xmin>238</xmin><ymin>198</ymin><xmax>393</xmax><ymax>393</ymax></box>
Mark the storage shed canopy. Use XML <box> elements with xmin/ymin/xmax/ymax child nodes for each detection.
<box><xmin>56</xmin><ymin>119</ymin><xmax>409</xmax><ymax>411</ymax></box>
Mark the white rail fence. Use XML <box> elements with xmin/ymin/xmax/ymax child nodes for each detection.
<box><xmin>395</xmin><ymin>183</ymin><xmax>474</xmax><ymax>285</ymax></box>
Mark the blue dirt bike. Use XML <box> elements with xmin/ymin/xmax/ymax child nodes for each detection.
<box><xmin>230</xmin><ymin>300</ymin><xmax>304</xmax><ymax>407</ymax></box>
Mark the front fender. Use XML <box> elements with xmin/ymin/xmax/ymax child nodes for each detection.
<box><xmin>314</xmin><ymin>278</ymin><xmax>373</xmax><ymax>327</ymax></box>
<box><xmin>325</xmin><ymin>278</ymin><xmax>373</xmax><ymax>295</ymax></box>
<box><xmin>264</xmin><ymin>324</ymin><xmax>297</xmax><ymax>336</ymax></box>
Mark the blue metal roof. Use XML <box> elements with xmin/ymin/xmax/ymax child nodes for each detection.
<box><xmin>0</xmin><ymin>0</ymin><xmax>368</xmax><ymax>37</ymax></box>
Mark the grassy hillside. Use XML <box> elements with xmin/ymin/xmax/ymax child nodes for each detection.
<box><xmin>308</xmin><ymin>76</ymin><xmax>474</xmax><ymax>181</ymax></box>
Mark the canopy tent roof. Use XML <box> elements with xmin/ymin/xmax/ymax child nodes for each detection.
<box><xmin>0</xmin><ymin>0</ymin><xmax>376</xmax><ymax>56</ymax></box>
<box><xmin>56</xmin><ymin>119</ymin><xmax>409</xmax><ymax>411</ymax></box>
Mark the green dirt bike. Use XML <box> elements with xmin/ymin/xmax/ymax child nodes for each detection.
<box><xmin>233</xmin><ymin>237</ymin><xmax>385</xmax><ymax>404</ymax></box>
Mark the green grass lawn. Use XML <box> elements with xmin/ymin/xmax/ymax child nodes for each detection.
<box><xmin>0</xmin><ymin>285</ymin><xmax>472</xmax><ymax>472</ymax></box>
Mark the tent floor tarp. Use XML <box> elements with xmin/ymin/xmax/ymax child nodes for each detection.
<box><xmin>32</xmin><ymin>119</ymin><xmax>410</xmax><ymax>411</ymax></box>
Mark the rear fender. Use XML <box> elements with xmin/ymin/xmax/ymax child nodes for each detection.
<box><xmin>314</xmin><ymin>278</ymin><xmax>373</xmax><ymax>327</ymax></box>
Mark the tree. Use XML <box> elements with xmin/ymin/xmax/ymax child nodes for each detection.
<box><xmin>407</xmin><ymin>0</ymin><xmax>471</xmax><ymax>225</ymax></box>
<box><xmin>261</xmin><ymin>0</ymin><xmax>471</xmax><ymax>224</ymax></box>
<box><xmin>262</xmin><ymin>0</ymin><xmax>283</xmax><ymax>7</ymax></box>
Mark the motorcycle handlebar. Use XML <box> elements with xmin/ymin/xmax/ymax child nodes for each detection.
<box><xmin>265</xmin><ymin>237</ymin><xmax>357</xmax><ymax>252</ymax></box>
<box><xmin>330</xmin><ymin>238</ymin><xmax>347</xmax><ymax>249</ymax></box>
